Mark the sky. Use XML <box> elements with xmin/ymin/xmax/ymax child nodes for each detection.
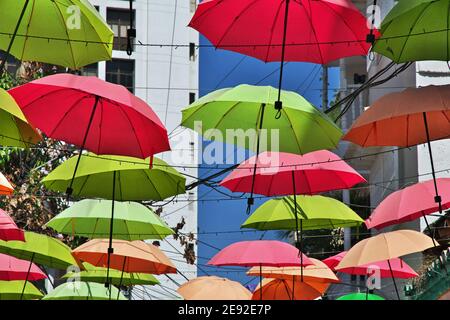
<box><xmin>197</xmin><ymin>35</ymin><xmax>340</xmax><ymax>286</ymax></box>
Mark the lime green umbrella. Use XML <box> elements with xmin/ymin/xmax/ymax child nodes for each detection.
<box><xmin>42</xmin><ymin>153</ymin><xmax>186</xmax><ymax>201</ymax></box>
<box><xmin>42</xmin><ymin>281</ymin><xmax>127</xmax><ymax>300</ymax></box>
<box><xmin>46</xmin><ymin>199</ymin><xmax>174</xmax><ymax>241</ymax></box>
<box><xmin>181</xmin><ymin>85</ymin><xmax>342</xmax><ymax>155</ymax></box>
<box><xmin>0</xmin><ymin>0</ymin><xmax>113</xmax><ymax>71</ymax></box>
<box><xmin>373</xmin><ymin>0</ymin><xmax>450</xmax><ymax>62</ymax></box>
<box><xmin>61</xmin><ymin>262</ymin><xmax>159</xmax><ymax>287</ymax></box>
<box><xmin>337</xmin><ymin>293</ymin><xmax>385</xmax><ymax>301</ymax></box>
<box><xmin>242</xmin><ymin>195</ymin><xmax>364</xmax><ymax>231</ymax></box>
<box><xmin>0</xmin><ymin>88</ymin><xmax>41</xmax><ymax>148</ymax></box>
<box><xmin>0</xmin><ymin>280</ymin><xmax>43</xmax><ymax>300</ymax></box>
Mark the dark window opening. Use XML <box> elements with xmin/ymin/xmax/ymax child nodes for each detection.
<box><xmin>106</xmin><ymin>59</ymin><xmax>135</xmax><ymax>93</ymax></box>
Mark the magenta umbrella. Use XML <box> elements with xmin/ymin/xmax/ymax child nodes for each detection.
<box><xmin>322</xmin><ymin>251</ymin><xmax>347</xmax><ymax>271</ymax></box>
<box><xmin>208</xmin><ymin>240</ymin><xmax>312</xmax><ymax>300</ymax></box>
<box><xmin>0</xmin><ymin>209</ymin><xmax>24</xmax><ymax>242</ymax></box>
<box><xmin>9</xmin><ymin>74</ymin><xmax>170</xmax><ymax>196</ymax></box>
<box><xmin>0</xmin><ymin>253</ymin><xmax>46</xmax><ymax>281</ymax></box>
<box><xmin>365</xmin><ymin>179</ymin><xmax>450</xmax><ymax>244</ymax></box>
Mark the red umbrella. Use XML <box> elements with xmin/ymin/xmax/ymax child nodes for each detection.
<box><xmin>0</xmin><ymin>209</ymin><xmax>24</xmax><ymax>242</ymax></box>
<box><xmin>365</xmin><ymin>179</ymin><xmax>450</xmax><ymax>239</ymax></box>
<box><xmin>324</xmin><ymin>251</ymin><xmax>418</xmax><ymax>279</ymax></box>
<box><xmin>9</xmin><ymin>74</ymin><xmax>170</xmax><ymax>195</ymax></box>
<box><xmin>208</xmin><ymin>240</ymin><xmax>312</xmax><ymax>300</ymax></box>
<box><xmin>0</xmin><ymin>253</ymin><xmax>46</xmax><ymax>281</ymax></box>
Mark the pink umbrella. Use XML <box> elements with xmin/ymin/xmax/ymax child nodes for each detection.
<box><xmin>365</xmin><ymin>179</ymin><xmax>450</xmax><ymax>238</ymax></box>
<box><xmin>208</xmin><ymin>240</ymin><xmax>312</xmax><ymax>300</ymax></box>
<box><xmin>0</xmin><ymin>253</ymin><xmax>47</xmax><ymax>281</ymax></box>
<box><xmin>325</xmin><ymin>251</ymin><xmax>418</xmax><ymax>279</ymax></box>
<box><xmin>0</xmin><ymin>209</ymin><xmax>24</xmax><ymax>242</ymax></box>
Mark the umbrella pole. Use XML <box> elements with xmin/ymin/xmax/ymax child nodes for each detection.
<box><xmin>20</xmin><ymin>252</ymin><xmax>34</xmax><ymax>300</ymax></box>
<box><xmin>106</xmin><ymin>171</ymin><xmax>117</xmax><ymax>293</ymax></box>
<box><xmin>260</xmin><ymin>263</ymin><xmax>263</xmax><ymax>301</ymax></box>
<box><xmin>247</xmin><ymin>103</ymin><xmax>266</xmax><ymax>215</ymax></box>
<box><xmin>291</xmin><ymin>171</ymin><xmax>300</xmax><ymax>300</ymax></box>
<box><xmin>422</xmin><ymin>112</ymin><xmax>442</xmax><ymax>213</ymax></box>
<box><xmin>0</xmin><ymin>0</ymin><xmax>30</xmax><ymax>74</ymax></box>
<box><xmin>66</xmin><ymin>96</ymin><xmax>100</xmax><ymax>198</ymax></box>
<box><xmin>117</xmin><ymin>256</ymin><xmax>127</xmax><ymax>300</ymax></box>
<box><xmin>387</xmin><ymin>259</ymin><xmax>400</xmax><ymax>300</ymax></box>
<box><xmin>274</xmin><ymin>0</ymin><xmax>290</xmax><ymax>118</ymax></box>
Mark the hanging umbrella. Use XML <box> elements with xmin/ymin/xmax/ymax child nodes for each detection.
<box><xmin>0</xmin><ymin>172</ymin><xmax>14</xmax><ymax>196</ymax></box>
<box><xmin>0</xmin><ymin>88</ymin><xmax>41</xmax><ymax>148</ymax></box>
<box><xmin>343</xmin><ymin>85</ymin><xmax>450</xmax><ymax>213</ymax></box>
<box><xmin>365</xmin><ymin>179</ymin><xmax>450</xmax><ymax>240</ymax></box>
<box><xmin>208</xmin><ymin>240</ymin><xmax>312</xmax><ymax>300</ymax></box>
<box><xmin>252</xmin><ymin>278</ymin><xmax>322</xmax><ymax>300</ymax></box>
<box><xmin>0</xmin><ymin>0</ymin><xmax>113</xmax><ymax>71</ymax></box>
<box><xmin>42</xmin><ymin>282</ymin><xmax>127</xmax><ymax>300</ymax></box>
<box><xmin>0</xmin><ymin>280</ymin><xmax>43</xmax><ymax>300</ymax></box>
<box><xmin>46</xmin><ymin>199</ymin><xmax>174</xmax><ymax>241</ymax></box>
<box><xmin>335</xmin><ymin>230</ymin><xmax>436</xmax><ymax>300</ymax></box>
<box><xmin>323</xmin><ymin>251</ymin><xmax>347</xmax><ymax>271</ymax></box>
<box><xmin>337</xmin><ymin>293</ymin><xmax>385</xmax><ymax>301</ymax></box>
<box><xmin>0</xmin><ymin>253</ymin><xmax>46</xmax><ymax>281</ymax></box>
<box><xmin>373</xmin><ymin>0</ymin><xmax>450</xmax><ymax>63</ymax></box>
<box><xmin>177</xmin><ymin>276</ymin><xmax>252</xmax><ymax>300</ymax></box>
<box><xmin>0</xmin><ymin>209</ymin><xmax>24</xmax><ymax>241</ymax></box>
<box><xmin>61</xmin><ymin>262</ymin><xmax>159</xmax><ymax>287</ymax></box>
<box><xmin>189</xmin><ymin>0</ymin><xmax>375</xmax><ymax>110</ymax></box>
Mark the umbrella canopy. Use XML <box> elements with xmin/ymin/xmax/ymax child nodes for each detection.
<box><xmin>0</xmin><ymin>0</ymin><xmax>113</xmax><ymax>69</ymax></box>
<box><xmin>365</xmin><ymin>178</ymin><xmax>450</xmax><ymax>230</ymax></box>
<box><xmin>335</xmin><ymin>230</ymin><xmax>436</xmax><ymax>269</ymax></box>
<box><xmin>0</xmin><ymin>280</ymin><xmax>43</xmax><ymax>300</ymax></box>
<box><xmin>252</xmin><ymin>278</ymin><xmax>322</xmax><ymax>300</ymax></box>
<box><xmin>9</xmin><ymin>74</ymin><xmax>170</xmax><ymax>159</ymax></box>
<box><xmin>0</xmin><ymin>172</ymin><xmax>14</xmax><ymax>196</ymax></box>
<box><xmin>242</xmin><ymin>196</ymin><xmax>364</xmax><ymax>231</ymax></box>
<box><xmin>337</xmin><ymin>293</ymin><xmax>385</xmax><ymax>301</ymax></box>
<box><xmin>177</xmin><ymin>276</ymin><xmax>252</xmax><ymax>300</ymax></box>
<box><xmin>41</xmin><ymin>153</ymin><xmax>186</xmax><ymax>201</ymax></box>
<box><xmin>339</xmin><ymin>258</ymin><xmax>418</xmax><ymax>279</ymax></box>
<box><xmin>46</xmin><ymin>199</ymin><xmax>174</xmax><ymax>241</ymax></box>
<box><xmin>0</xmin><ymin>209</ymin><xmax>24</xmax><ymax>241</ymax></box>
<box><xmin>343</xmin><ymin>85</ymin><xmax>450</xmax><ymax>147</ymax></box>
<box><xmin>323</xmin><ymin>251</ymin><xmax>347</xmax><ymax>271</ymax></box>
<box><xmin>72</xmin><ymin>239</ymin><xmax>177</xmax><ymax>274</ymax></box>
<box><xmin>208</xmin><ymin>240</ymin><xmax>312</xmax><ymax>267</ymax></box>
<box><xmin>42</xmin><ymin>281</ymin><xmax>126</xmax><ymax>300</ymax></box>
<box><xmin>0</xmin><ymin>88</ymin><xmax>41</xmax><ymax>148</ymax></box>
<box><xmin>181</xmin><ymin>85</ymin><xmax>342</xmax><ymax>155</ymax></box>
<box><xmin>247</xmin><ymin>258</ymin><xmax>339</xmax><ymax>284</ymax></box>
<box><xmin>189</xmin><ymin>0</ymin><xmax>374</xmax><ymax>65</ymax></box>
<box><xmin>61</xmin><ymin>262</ymin><xmax>159</xmax><ymax>287</ymax></box>
<box><xmin>373</xmin><ymin>0</ymin><xmax>450</xmax><ymax>63</ymax></box>
<box><xmin>0</xmin><ymin>253</ymin><xmax>46</xmax><ymax>281</ymax></box>
<box><xmin>221</xmin><ymin>151</ymin><xmax>366</xmax><ymax>195</ymax></box>
<box><xmin>0</xmin><ymin>231</ymin><xmax>78</xmax><ymax>270</ymax></box>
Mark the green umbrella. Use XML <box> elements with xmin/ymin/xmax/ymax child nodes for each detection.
<box><xmin>61</xmin><ymin>262</ymin><xmax>159</xmax><ymax>287</ymax></box>
<box><xmin>181</xmin><ymin>85</ymin><xmax>342</xmax><ymax>155</ymax></box>
<box><xmin>373</xmin><ymin>0</ymin><xmax>450</xmax><ymax>62</ymax></box>
<box><xmin>242</xmin><ymin>195</ymin><xmax>364</xmax><ymax>231</ymax></box>
<box><xmin>42</xmin><ymin>281</ymin><xmax>127</xmax><ymax>300</ymax></box>
<box><xmin>0</xmin><ymin>280</ymin><xmax>43</xmax><ymax>300</ymax></box>
<box><xmin>42</xmin><ymin>153</ymin><xmax>186</xmax><ymax>201</ymax></box>
<box><xmin>0</xmin><ymin>88</ymin><xmax>41</xmax><ymax>148</ymax></box>
<box><xmin>46</xmin><ymin>199</ymin><xmax>174</xmax><ymax>241</ymax></box>
<box><xmin>337</xmin><ymin>293</ymin><xmax>385</xmax><ymax>301</ymax></box>
<box><xmin>0</xmin><ymin>0</ymin><xmax>113</xmax><ymax>71</ymax></box>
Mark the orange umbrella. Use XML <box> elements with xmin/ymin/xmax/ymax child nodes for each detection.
<box><xmin>177</xmin><ymin>276</ymin><xmax>252</xmax><ymax>300</ymax></box>
<box><xmin>336</xmin><ymin>230</ymin><xmax>436</xmax><ymax>300</ymax></box>
<box><xmin>252</xmin><ymin>278</ymin><xmax>321</xmax><ymax>300</ymax></box>
<box><xmin>343</xmin><ymin>85</ymin><xmax>450</xmax><ymax>212</ymax></box>
<box><xmin>0</xmin><ymin>172</ymin><xmax>13</xmax><ymax>195</ymax></box>
<box><xmin>72</xmin><ymin>239</ymin><xmax>176</xmax><ymax>275</ymax></box>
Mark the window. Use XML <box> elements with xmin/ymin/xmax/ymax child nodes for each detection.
<box><xmin>107</xmin><ymin>8</ymin><xmax>135</xmax><ymax>51</ymax></box>
<box><xmin>189</xmin><ymin>92</ymin><xmax>196</xmax><ymax>104</ymax></box>
<box><xmin>189</xmin><ymin>42</ymin><xmax>196</xmax><ymax>61</ymax></box>
<box><xmin>80</xmin><ymin>63</ymin><xmax>98</xmax><ymax>77</ymax></box>
<box><xmin>0</xmin><ymin>51</ymin><xmax>19</xmax><ymax>75</ymax></box>
<box><xmin>190</xmin><ymin>0</ymin><xmax>197</xmax><ymax>13</ymax></box>
<box><xmin>106</xmin><ymin>59</ymin><xmax>135</xmax><ymax>93</ymax></box>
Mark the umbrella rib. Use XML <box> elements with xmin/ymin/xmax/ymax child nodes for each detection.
<box><xmin>17</xmin><ymin>0</ymin><xmax>35</xmax><ymax>61</ymax></box>
<box><xmin>281</xmin><ymin>108</ymin><xmax>303</xmax><ymax>154</ymax></box>
<box><xmin>141</xmin><ymin>170</ymin><xmax>164</xmax><ymax>201</ymax></box>
<box><xmin>116</xmin><ymin>105</ymin><xmax>145</xmax><ymax>158</ymax></box>
<box><xmin>264</xmin><ymin>0</ymin><xmax>285</xmax><ymax>62</ymax></box>
<box><xmin>300</xmin><ymin>1</ymin><xmax>324</xmax><ymax>65</ymax></box>
<box><xmin>52</xmin><ymin>1</ymin><xmax>77</xmax><ymax>68</ymax></box>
